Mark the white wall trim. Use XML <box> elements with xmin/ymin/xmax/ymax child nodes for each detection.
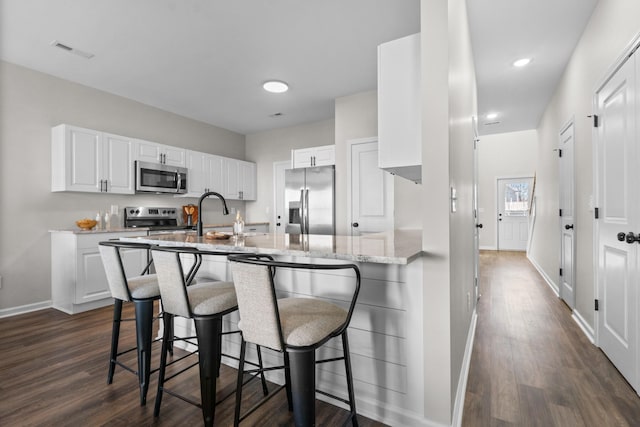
<box><xmin>0</xmin><ymin>300</ymin><xmax>52</xmax><ymax>318</ymax></box>
<box><xmin>572</xmin><ymin>310</ymin><xmax>596</xmax><ymax>344</ymax></box>
<box><xmin>451</xmin><ymin>309</ymin><xmax>478</xmax><ymax>427</ymax></box>
<box><xmin>479</xmin><ymin>245</ymin><xmax>497</xmax><ymax>251</ymax></box>
<box><xmin>527</xmin><ymin>253</ymin><xmax>559</xmax><ymax>296</ymax></box>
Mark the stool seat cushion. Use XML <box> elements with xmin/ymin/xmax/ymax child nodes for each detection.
<box><xmin>277</xmin><ymin>297</ymin><xmax>348</xmax><ymax>347</ymax></box>
<box><xmin>128</xmin><ymin>274</ymin><xmax>160</xmax><ymax>299</ymax></box>
<box><xmin>188</xmin><ymin>281</ymin><xmax>238</xmax><ymax>316</ymax></box>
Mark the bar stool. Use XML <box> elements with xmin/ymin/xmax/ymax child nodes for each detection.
<box><xmin>228</xmin><ymin>254</ymin><xmax>361</xmax><ymax>427</ymax></box>
<box><xmin>99</xmin><ymin>240</ymin><xmax>169</xmax><ymax>406</ymax></box>
<box><xmin>150</xmin><ymin>246</ymin><xmax>267</xmax><ymax>427</ymax></box>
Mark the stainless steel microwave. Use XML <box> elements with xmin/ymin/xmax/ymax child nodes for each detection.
<box><xmin>135</xmin><ymin>161</ymin><xmax>188</xmax><ymax>194</ymax></box>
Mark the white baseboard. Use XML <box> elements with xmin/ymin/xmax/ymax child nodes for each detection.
<box><xmin>572</xmin><ymin>310</ymin><xmax>595</xmax><ymax>344</ymax></box>
<box><xmin>451</xmin><ymin>309</ymin><xmax>477</xmax><ymax>427</ymax></box>
<box><xmin>526</xmin><ymin>254</ymin><xmax>559</xmax><ymax>296</ymax></box>
<box><xmin>0</xmin><ymin>300</ymin><xmax>52</xmax><ymax>318</ymax></box>
<box><xmin>479</xmin><ymin>245</ymin><xmax>496</xmax><ymax>251</ymax></box>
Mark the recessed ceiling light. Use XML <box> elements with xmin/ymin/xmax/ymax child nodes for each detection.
<box><xmin>513</xmin><ymin>58</ymin><xmax>532</xmax><ymax>67</ymax></box>
<box><xmin>50</xmin><ymin>40</ymin><xmax>94</xmax><ymax>59</ymax></box>
<box><xmin>486</xmin><ymin>112</ymin><xmax>498</xmax><ymax>120</ymax></box>
<box><xmin>263</xmin><ymin>80</ymin><xmax>289</xmax><ymax>93</ymax></box>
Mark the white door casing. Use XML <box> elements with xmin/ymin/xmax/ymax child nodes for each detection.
<box><xmin>473</xmin><ymin>117</ymin><xmax>481</xmax><ymax>303</ymax></box>
<box><xmin>559</xmin><ymin>120</ymin><xmax>576</xmax><ymax>309</ymax></box>
<box><xmin>595</xmin><ymin>52</ymin><xmax>638</xmax><ymax>390</ymax></box>
<box><xmin>273</xmin><ymin>161</ymin><xmax>290</xmax><ymax>234</ymax></box>
<box><xmin>347</xmin><ymin>138</ymin><xmax>394</xmax><ymax>236</ymax></box>
<box><xmin>497</xmin><ymin>177</ymin><xmax>533</xmax><ymax>251</ymax></box>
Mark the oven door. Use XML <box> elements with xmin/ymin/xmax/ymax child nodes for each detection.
<box><xmin>136</xmin><ymin>161</ymin><xmax>188</xmax><ymax>194</ymax></box>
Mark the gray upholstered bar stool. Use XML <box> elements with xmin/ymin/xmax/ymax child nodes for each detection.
<box><xmin>228</xmin><ymin>254</ymin><xmax>361</xmax><ymax>427</ymax></box>
<box><xmin>151</xmin><ymin>246</ymin><xmax>267</xmax><ymax>427</ymax></box>
<box><xmin>99</xmin><ymin>240</ymin><xmax>169</xmax><ymax>406</ymax></box>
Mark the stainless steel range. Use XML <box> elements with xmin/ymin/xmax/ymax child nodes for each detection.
<box><xmin>124</xmin><ymin>207</ymin><xmax>193</xmax><ymax>231</ymax></box>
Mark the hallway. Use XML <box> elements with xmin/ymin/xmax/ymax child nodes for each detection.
<box><xmin>462</xmin><ymin>251</ymin><xmax>640</xmax><ymax>426</ymax></box>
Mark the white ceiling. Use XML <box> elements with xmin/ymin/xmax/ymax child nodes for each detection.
<box><xmin>0</xmin><ymin>0</ymin><xmax>598</xmax><ymax>137</ymax></box>
<box><xmin>467</xmin><ymin>0</ymin><xmax>598</xmax><ymax>135</ymax></box>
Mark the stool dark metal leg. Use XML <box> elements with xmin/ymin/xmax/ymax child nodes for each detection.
<box><xmin>154</xmin><ymin>312</ymin><xmax>173</xmax><ymax>418</ymax></box>
<box><xmin>107</xmin><ymin>299</ymin><xmax>123</xmax><ymax>385</ymax></box>
<box><xmin>283</xmin><ymin>352</ymin><xmax>293</xmax><ymax>411</ymax></box>
<box><xmin>256</xmin><ymin>345</ymin><xmax>269</xmax><ymax>396</ymax></box>
<box><xmin>194</xmin><ymin>316</ymin><xmax>222</xmax><ymax>427</ymax></box>
<box><xmin>342</xmin><ymin>332</ymin><xmax>358</xmax><ymax>426</ymax></box>
<box><xmin>234</xmin><ymin>339</ymin><xmax>247</xmax><ymax>427</ymax></box>
<box><xmin>289</xmin><ymin>349</ymin><xmax>316</xmax><ymax>427</ymax></box>
<box><xmin>134</xmin><ymin>298</ymin><xmax>155</xmax><ymax>406</ymax></box>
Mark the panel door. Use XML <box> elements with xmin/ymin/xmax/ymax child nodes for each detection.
<box><xmin>559</xmin><ymin>122</ymin><xmax>576</xmax><ymax>308</ymax></box>
<box><xmin>223</xmin><ymin>158</ymin><xmax>240</xmax><ymax>199</ymax></box>
<box><xmin>292</xmin><ymin>148</ymin><xmax>314</xmax><ymax>168</ymax></box>
<box><xmin>313</xmin><ymin>145</ymin><xmax>336</xmax><ymax>166</ymax></box>
<box><xmin>350</xmin><ymin>139</ymin><xmax>393</xmax><ymax>235</ymax></box>
<box><xmin>67</xmin><ymin>126</ymin><xmax>102</xmax><ymax>192</ymax></box>
<box><xmin>206</xmin><ymin>154</ymin><xmax>225</xmax><ymax>194</ymax></box>
<box><xmin>596</xmin><ymin>53</ymin><xmax>638</xmax><ymax>390</ymax></box>
<box><xmin>134</xmin><ymin>140</ymin><xmax>162</xmax><ymax>163</ymax></box>
<box><xmin>239</xmin><ymin>161</ymin><xmax>256</xmax><ymax>200</ymax></box>
<box><xmin>103</xmin><ymin>133</ymin><xmax>135</xmax><ymax>194</ymax></box>
<box><xmin>497</xmin><ymin>177</ymin><xmax>532</xmax><ymax>251</ymax></box>
<box><xmin>186</xmin><ymin>150</ymin><xmax>208</xmax><ymax>195</ymax></box>
<box><xmin>163</xmin><ymin>145</ymin><xmax>186</xmax><ymax>167</ymax></box>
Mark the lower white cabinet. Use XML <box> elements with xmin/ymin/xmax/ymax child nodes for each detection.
<box><xmin>51</xmin><ymin>230</ymin><xmax>148</xmax><ymax>314</ymax></box>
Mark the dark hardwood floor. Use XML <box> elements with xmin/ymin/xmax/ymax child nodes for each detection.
<box><xmin>0</xmin><ymin>303</ymin><xmax>384</xmax><ymax>426</ymax></box>
<box><xmin>463</xmin><ymin>251</ymin><xmax>640</xmax><ymax>426</ymax></box>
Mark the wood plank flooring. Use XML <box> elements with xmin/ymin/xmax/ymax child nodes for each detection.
<box><xmin>463</xmin><ymin>251</ymin><xmax>640</xmax><ymax>426</ymax></box>
<box><xmin>0</xmin><ymin>303</ymin><xmax>385</xmax><ymax>426</ymax></box>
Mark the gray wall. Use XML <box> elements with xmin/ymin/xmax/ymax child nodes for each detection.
<box><xmin>530</xmin><ymin>0</ymin><xmax>640</xmax><ymax>333</ymax></box>
<box><xmin>478</xmin><ymin>130</ymin><xmax>538</xmax><ymax>249</ymax></box>
<box><xmin>0</xmin><ymin>60</ymin><xmax>246</xmax><ymax>312</ymax></box>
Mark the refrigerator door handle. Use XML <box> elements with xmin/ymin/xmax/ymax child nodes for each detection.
<box><xmin>304</xmin><ymin>188</ymin><xmax>310</xmax><ymax>234</ymax></box>
<box><xmin>299</xmin><ymin>189</ymin><xmax>305</xmax><ymax>234</ymax></box>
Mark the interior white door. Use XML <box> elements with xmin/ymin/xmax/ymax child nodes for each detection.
<box><xmin>497</xmin><ymin>177</ymin><xmax>532</xmax><ymax>251</ymax></box>
<box><xmin>349</xmin><ymin>139</ymin><xmax>394</xmax><ymax>235</ymax></box>
<box><xmin>473</xmin><ymin>119</ymin><xmax>481</xmax><ymax>303</ymax></box>
<box><xmin>273</xmin><ymin>161</ymin><xmax>290</xmax><ymax>234</ymax></box>
<box><xmin>559</xmin><ymin>121</ymin><xmax>576</xmax><ymax>309</ymax></box>
<box><xmin>595</xmin><ymin>53</ymin><xmax>638</xmax><ymax>390</ymax></box>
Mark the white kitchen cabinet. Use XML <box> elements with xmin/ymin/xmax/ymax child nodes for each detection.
<box><xmin>135</xmin><ymin>139</ymin><xmax>186</xmax><ymax>167</ymax></box>
<box><xmin>378</xmin><ymin>33</ymin><xmax>422</xmax><ymax>183</ymax></box>
<box><xmin>291</xmin><ymin>145</ymin><xmax>335</xmax><ymax>168</ymax></box>
<box><xmin>51</xmin><ymin>230</ymin><xmax>148</xmax><ymax>314</ymax></box>
<box><xmin>223</xmin><ymin>158</ymin><xmax>256</xmax><ymax>200</ymax></box>
<box><xmin>184</xmin><ymin>150</ymin><xmax>226</xmax><ymax>197</ymax></box>
<box><xmin>51</xmin><ymin>124</ymin><xmax>135</xmax><ymax>194</ymax></box>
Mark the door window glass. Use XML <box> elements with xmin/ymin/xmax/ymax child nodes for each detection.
<box><xmin>503</xmin><ymin>181</ymin><xmax>530</xmax><ymax>216</ymax></box>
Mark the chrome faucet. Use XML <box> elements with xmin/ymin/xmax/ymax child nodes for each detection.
<box><xmin>196</xmin><ymin>191</ymin><xmax>230</xmax><ymax>236</ymax></box>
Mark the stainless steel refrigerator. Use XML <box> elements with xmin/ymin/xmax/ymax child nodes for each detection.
<box><xmin>285</xmin><ymin>165</ymin><xmax>335</xmax><ymax>235</ymax></box>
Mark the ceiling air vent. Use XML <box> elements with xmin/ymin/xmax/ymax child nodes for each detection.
<box><xmin>50</xmin><ymin>40</ymin><xmax>95</xmax><ymax>59</ymax></box>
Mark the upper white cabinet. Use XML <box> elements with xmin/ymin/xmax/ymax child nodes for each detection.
<box><xmin>378</xmin><ymin>33</ymin><xmax>422</xmax><ymax>184</ymax></box>
<box><xmin>185</xmin><ymin>150</ymin><xmax>225</xmax><ymax>197</ymax></box>
<box><xmin>223</xmin><ymin>158</ymin><xmax>256</xmax><ymax>200</ymax></box>
<box><xmin>135</xmin><ymin>139</ymin><xmax>186</xmax><ymax>167</ymax></box>
<box><xmin>51</xmin><ymin>124</ymin><xmax>135</xmax><ymax>194</ymax></box>
<box><xmin>291</xmin><ymin>145</ymin><xmax>335</xmax><ymax>168</ymax></box>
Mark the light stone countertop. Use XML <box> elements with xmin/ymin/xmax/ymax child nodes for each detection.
<box><xmin>120</xmin><ymin>229</ymin><xmax>423</xmax><ymax>265</ymax></box>
<box><xmin>49</xmin><ymin>222</ymin><xmax>270</xmax><ymax>235</ymax></box>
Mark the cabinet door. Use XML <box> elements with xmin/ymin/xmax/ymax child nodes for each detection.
<box><xmin>62</xmin><ymin>126</ymin><xmax>103</xmax><ymax>192</ymax></box>
<box><xmin>313</xmin><ymin>145</ymin><xmax>335</xmax><ymax>166</ymax></box>
<box><xmin>206</xmin><ymin>154</ymin><xmax>225</xmax><ymax>194</ymax></box>
<box><xmin>186</xmin><ymin>150</ymin><xmax>209</xmax><ymax>195</ymax></box>
<box><xmin>223</xmin><ymin>158</ymin><xmax>241</xmax><ymax>199</ymax></box>
<box><xmin>76</xmin><ymin>248</ymin><xmax>111</xmax><ymax>303</ymax></box>
<box><xmin>163</xmin><ymin>145</ymin><xmax>186</xmax><ymax>167</ymax></box>
<box><xmin>292</xmin><ymin>148</ymin><xmax>314</xmax><ymax>168</ymax></box>
<box><xmin>239</xmin><ymin>160</ymin><xmax>256</xmax><ymax>200</ymax></box>
<box><xmin>135</xmin><ymin>140</ymin><xmax>162</xmax><ymax>163</ymax></box>
<box><xmin>103</xmin><ymin>133</ymin><xmax>135</xmax><ymax>194</ymax></box>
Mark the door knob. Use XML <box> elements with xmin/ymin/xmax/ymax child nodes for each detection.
<box><xmin>565</xmin><ymin>224</ymin><xmax>574</xmax><ymax>230</ymax></box>
<box><xmin>276</xmin><ymin>223</ymin><xmax>281</xmax><ymax>226</ymax></box>
<box><xmin>626</xmin><ymin>232</ymin><xmax>640</xmax><ymax>244</ymax></box>
<box><xmin>476</xmin><ymin>224</ymin><xmax>483</xmax><ymax>228</ymax></box>
<box><xmin>352</xmin><ymin>222</ymin><xmax>359</xmax><ymax>228</ymax></box>
<box><xmin>617</xmin><ymin>232</ymin><xmax>627</xmax><ymax>242</ymax></box>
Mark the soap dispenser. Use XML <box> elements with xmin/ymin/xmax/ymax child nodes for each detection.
<box><xmin>233</xmin><ymin>211</ymin><xmax>245</xmax><ymax>236</ymax></box>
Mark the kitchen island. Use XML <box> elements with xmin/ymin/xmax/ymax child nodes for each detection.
<box><xmin>122</xmin><ymin>230</ymin><xmax>428</xmax><ymax>426</ymax></box>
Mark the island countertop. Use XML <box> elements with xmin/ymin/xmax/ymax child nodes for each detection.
<box><xmin>121</xmin><ymin>229</ymin><xmax>423</xmax><ymax>264</ymax></box>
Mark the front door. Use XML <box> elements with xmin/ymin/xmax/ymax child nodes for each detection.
<box><xmin>497</xmin><ymin>177</ymin><xmax>532</xmax><ymax>251</ymax></box>
<box><xmin>559</xmin><ymin>120</ymin><xmax>576</xmax><ymax>309</ymax></box>
<box><xmin>595</xmin><ymin>52</ymin><xmax>638</xmax><ymax>390</ymax></box>
<box><xmin>349</xmin><ymin>138</ymin><xmax>394</xmax><ymax>236</ymax></box>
